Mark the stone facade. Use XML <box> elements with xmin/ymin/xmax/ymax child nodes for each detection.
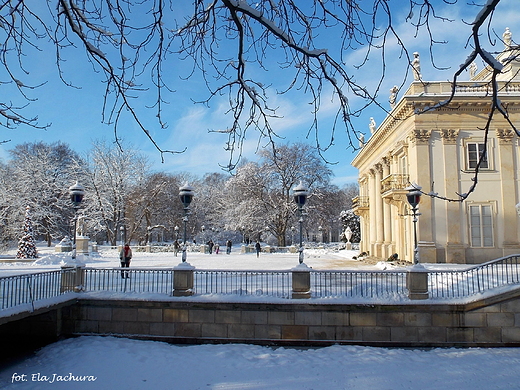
<box><xmin>352</xmin><ymin>43</ymin><xmax>520</xmax><ymax>264</ymax></box>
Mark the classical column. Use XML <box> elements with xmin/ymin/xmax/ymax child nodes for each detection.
<box><xmin>374</xmin><ymin>163</ymin><xmax>384</xmax><ymax>257</ymax></box>
<box><xmin>496</xmin><ymin>129</ymin><xmax>519</xmax><ymax>255</ymax></box>
<box><xmin>368</xmin><ymin>169</ymin><xmax>377</xmax><ymax>257</ymax></box>
<box><xmin>408</xmin><ymin>129</ymin><xmax>436</xmax><ymax>263</ymax></box>
<box><xmin>441</xmin><ymin>129</ymin><xmax>465</xmax><ymax>263</ymax></box>
<box><xmin>382</xmin><ymin>157</ymin><xmax>393</xmax><ymax>257</ymax></box>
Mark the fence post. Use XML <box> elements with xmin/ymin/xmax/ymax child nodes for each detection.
<box><xmin>60</xmin><ymin>265</ymin><xmax>85</xmax><ymax>293</ymax></box>
<box><xmin>292</xmin><ymin>264</ymin><xmax>311</xmax><ymax>299</ymax></box>
<box><xmin>173</xmin><ymin>263</ymin><xmax>194</xmax><ymax>296</ymax></box>
<box><xmin>406</xmin><ymin>264</ymin><xmax>429</xmax><ymax>300</ymax></box>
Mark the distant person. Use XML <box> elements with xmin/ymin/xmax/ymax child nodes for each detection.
<box><xmin>119</xmin><ymin>244</ymin><xmax>132</xmax><ymax>278</ymax></box>
<box><xmin>215</xmin><ymin>242</ymin><xmax>220</xmax><ymax>254</ymax></box>
<box><xmin>226</xmin><ymin>240</ymin><xmax>232</xmax><ymax>255</ymax></box>
<box><xmin>255</xmin><ymin>241</ymin><xmax>261</xmax><ymax>258</ymax></box>
<box><xmin>207</xmin><ymin>240</ymin><xmax>214</xmax><ymax>254</ymax></box>
<box><xmin>173</xmin><ymin>240</ymin><xmax>180</xmax><ymax>257</ymax></box>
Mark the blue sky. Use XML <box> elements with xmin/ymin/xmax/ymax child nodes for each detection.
<box><xmin>1</xmin><ymin>0</ymin><xmax>519</xmax><ymax>187</ymax></box>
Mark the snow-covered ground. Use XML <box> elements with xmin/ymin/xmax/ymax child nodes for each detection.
<box><xmin>0</xmin><ymin>244</ymin><xmax>516</xmax><ymax>389</ymax></box>
<box><xmin>1</xmin><ymin>335</ymin><xmax>520</xmax><ymax>389</ymax></box>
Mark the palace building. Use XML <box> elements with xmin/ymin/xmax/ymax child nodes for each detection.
<box><xmin>352</xmin><ymin>30</ymin><xmax>520</xmax><ymax>264</ymax></box>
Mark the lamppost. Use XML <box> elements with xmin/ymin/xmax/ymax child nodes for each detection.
<box><xmin>293</xmin><ymin>181</ymin><xmax>309</xmax><ymax>264</ymax></box>
<box><xmin>174</xmin><ymin>225</ymin><xmax>179</xmax><ymax>241</ymax></box>
<box><xmin>291</xmin><ymin>226</ymin><xmax>295</xmax><ymax>246</ymax></box>
<box><xmin>406</xmin><ymin>184</ymin><xmax>422</xmax><ymax>265</ymax></box>
<box><xmin>179</xmin><ymin>183</ymin><xmax>195</xmax><ymax>262</ymax></box>
<box><xmin>68</xmin><ymin>181</ymin><xmax>85</xmax><ymax>262</ymax></box>
<box><xmin>318</xmin><ymin>225</ymin><xmax>323</xmax><ymax>244</ymax></box>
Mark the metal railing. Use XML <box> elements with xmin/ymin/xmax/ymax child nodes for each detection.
<box><xmin>3</xmin><ymin>255</ymin><xmax>520</xmax><ymax>314</ymax></box>
<box><xmin>0</xmin><ymin>270</ymin><xmax>64</xmax><ymax>310</ymax></box>
<box><xmin>428</xmin><ymin>255</ymin><xmax>520</xmax><ymax>299</ymax></box>
<box><xmin>194</xmin><ymin>270</ymin><xmax>291</xmax><ymax>298</ymax></box>
<box><xmin>311</xmin><ymin>270</ymin><xmax>407</xmax><ymax>299</ymax></box>
<box><xmin>83</xmin><ymin>268</ymin><xmax>173</xmax><ymax>294</ymax></box>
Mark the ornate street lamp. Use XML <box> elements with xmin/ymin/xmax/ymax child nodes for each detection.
<box><xmin>68</xmin><ymin>181</ymin><xmax>85</xmax><ymax>262</ymax></box>
<box><xmin>179</xmin><ymin>183</ymin><xmax>195</xmax><ymax>262</ymax></box>
<box><xmin>293</xmin><ymin>181</ymin><xmax>309</xmax><ymax>264</ymax></box>
<box><xmin>406</xmin><ymin>183</ymin><xmax>422</xmax><ymax>265</ymax></box>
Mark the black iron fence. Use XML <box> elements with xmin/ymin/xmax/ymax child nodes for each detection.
<box><xmin>2</xmin><ymin>255</ymin><xmax>520</xmax><ymax>313</ymax></box>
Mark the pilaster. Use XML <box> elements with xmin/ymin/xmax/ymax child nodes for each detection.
<box><xmin>441</xmin><ymin>129</ymin><xmax>465</xmax><ymax>263</ymax></box>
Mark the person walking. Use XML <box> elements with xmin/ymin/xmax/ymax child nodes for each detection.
<box><xmin>226</xmin><ymin>240</ymin><xmax>232</xmax><ymax>255</ymax></box>
<box><xmin>215</xmin><ymin>242</ymin><xmax>220</xmax><ymax>254</ymax></box>
<box><xmin>255</xmin><ymin>241</ymin><xmax>261</xmax><ymax>258</ymax></box>
<box><xmin>119</xmin><ymin>244</ymin><xmax>132</xmax><ymax>278</ymax></box>
<box><xmin>207</xmin><ymin>240</ymin><xmax>214</xmax><ymax>254</ymax></box>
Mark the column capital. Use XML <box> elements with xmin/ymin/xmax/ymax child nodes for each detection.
<box><xmin>440</xmin><ymin>129</ymin><xmax>459</xmax><ymax>145</ymax></box>
<box><xmin>409</xmin><ymin>129</ymin><xmax>431</xmax><ymax>145</ymax></box>
<box><xmin>496</xmin><ymin>128</ymin><xmax>515</xmax><ymax>144</ymax></box>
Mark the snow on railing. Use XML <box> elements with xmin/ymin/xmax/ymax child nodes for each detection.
<box><xmin>0</xmin><ymin>270</ymin><xmax>64</xmax><ymax>310</ymax></box>
<box><xmin>428</xmin><ymin>255</ymin><xmax>520</xmax><ymax>299</ymax></box>
<box><xmin>311</xmin><ymin>270</ymin><xmax>407</xmax><ymax>300</ymax></box>
<box><xmin>194</xmin><ymin>270</ymin><xmax>291</xmax><ymax>298</ymax></box>
<box><xmin>2</xmin><ymin>255</ymin><xmax>520</xmax><ymax>314</ymax></box>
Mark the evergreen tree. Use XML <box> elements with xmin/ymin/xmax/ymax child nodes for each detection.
<box><xmin>16</xmin><ymin>206</ymin><xmax>38</xmax><ymax>259</ymax></box>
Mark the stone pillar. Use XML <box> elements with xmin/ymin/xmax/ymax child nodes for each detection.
<box><xmin>382</xmin><ymin>157</ymin><xmax>393</xmax><ymax>257</ymax></box>
<box><xmin>409</xmin><ymin>129</ymin><xmax>436</xmax><ymax>263</ymax></box>
<box><xmin>60</xmin><ymin>265</ymin><xmax>85</xmax><ymax>293</ymax></box>
<box><xmin>173</xmin><ymin>263</ymin><xmax>195</xmax><ymax>296</ymax></box>
<box><xmin>406</xmin><ymin>265</ymin><xmax>429</xmax><ymax>300</ymax></box>
<box><xmin>291</xmin><ymin>264</ymin><xmax>311</xmax><ymax>299</ymax></box>
<box><xmin>497</xmin><ymin>129</ymin><xmax>519</xmax><ymax>255</ymax></box>
<box><xmin>368</xmin><ymin>170</ymin><xmax>377</xmax><ymax>257</ymax></box>
<box><xmin>441</xmin><ymin>129</ymin><xmax>465</xmax><ymax>263</ymax></box>
<box><xmin>374</xmin><ymin>164</ymin><xmax>384</xmax><ymax>258</ymax></box>
<box><xmin>76</xmin><ymin>236</ymin><xmax>90</xmax><ymax>255</ymax></box>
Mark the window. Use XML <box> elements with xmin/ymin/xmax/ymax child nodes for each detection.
<box><xmin>466</xmin><ymin>142</ymin><xmax>488</xmax><ymax>170</ymax></box>
<box><xmin>469</xmin><ymin>204</ymin><xmax>494</xmax><ymax>247</ymax></box>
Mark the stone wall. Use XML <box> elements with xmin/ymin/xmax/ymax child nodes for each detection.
<box><xmin>2</xmin><ymin>286</ymin><xmax>520</xmax><ymax>351</ymax></box>
<box><xmin>57</xmin><ymin>286</ymin><xmax>520</xmax><ymax>347</ymax></box>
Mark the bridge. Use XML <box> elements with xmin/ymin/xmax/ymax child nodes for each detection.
<box><xmin>2</xmin><ymin>255</ymin><xmax>520</xmax><ymax>362</ymax></box>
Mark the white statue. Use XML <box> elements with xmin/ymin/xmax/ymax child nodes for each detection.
<box><xmin>469</xmin><ymin>61</ymin><xmax>477</xmax><ymax>79</ymax></box>
<box><xmin>412</xmin><ymin>52</ymin><xmax>421</xmax><ymax>81</ymax></box>
<box><xmin>369</xmin><ymin>117</ymin><xmax>376</xmax><ymax>134</ymax></box>
<box><xmin>389</xmin><ymin>86</ymin><xmax>398</xmax><ymax>109</ymax></box>
<box><xmin>503</xmin><ymin>27</ymin><xmax>512</xmax><ymax>49</ymax></box>
<box><xmin>358</xmin><ymin>132</ymin><xmax>365</xmax><ymax>148</ymax></box>
<box><xmin>77</xmin><ymin>215</ymin><xmax>86</xmax><ymax>237</ymax></box>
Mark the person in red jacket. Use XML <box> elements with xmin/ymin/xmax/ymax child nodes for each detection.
<box><xmin>119</xmin><ymin>244</ymin><xmax>132</xmax><ymax>278</ymax></box>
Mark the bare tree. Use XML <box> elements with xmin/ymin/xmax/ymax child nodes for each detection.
<box><xmin>226</xmin><ymin>143</ymin><xmax>332</xmax><ymax>246</ymax></box>
<box><xmin>1</xmin><ymin>1</ymin><xmax>517</xmax><ymax>198</ymax></box>
<box><xmin>84</xmin><ymin>140</ymin><xmax>149</xmax><ymax>246</ymax></box>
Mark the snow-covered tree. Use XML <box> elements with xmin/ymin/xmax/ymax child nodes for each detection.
<box><xmin>1</xmin><ymin>142</ymin><xmax>84</xmax><ymax>246</ymax></box>
<box><xmin>226</xmin><ymin>143</ymin><xmax>332</xmax><ymax>246</ymax></box>
<box><xmin>85</xmin><ymin>140</ymin><xmax>150</xmax><ymax>246</ymax></box>
<box><xmin>16</xmin><ymin>206</ymin><xmax>38</xmax><ymax>259</ymax></box>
